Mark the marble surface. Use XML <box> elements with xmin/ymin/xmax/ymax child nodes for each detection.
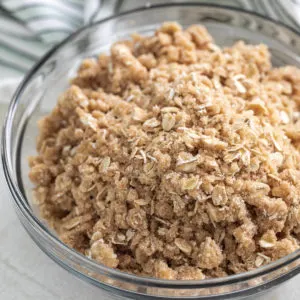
<box><xmin>0</xmin><ymin>99</ymin><xmax>299</xmax><ymax>299</ymax></box>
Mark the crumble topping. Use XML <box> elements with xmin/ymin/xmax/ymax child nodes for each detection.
<box><xmin>29</xmin><ymin>22</ymin><xmax>300</xmax><ymax>280</ymax></box>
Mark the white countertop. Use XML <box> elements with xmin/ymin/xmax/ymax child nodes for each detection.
<box><xmin>0</xmin><ymin>102</ymin><xmax>299</xmax><ymax>300</ymax></box>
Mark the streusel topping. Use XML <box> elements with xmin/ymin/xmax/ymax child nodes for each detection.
<box><xmin>29</xmin><ymin>22</ymin><xmax>300</xmax><ymax>280</ymax></box>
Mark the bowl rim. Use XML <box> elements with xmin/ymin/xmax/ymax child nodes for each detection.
<box><xmin>2</xmin><ymin>1</ymin><xmax>300</xmax><ymax>289</ymax></box>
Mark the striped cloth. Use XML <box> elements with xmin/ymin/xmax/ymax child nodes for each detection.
<box><xmin>0</xmin><ymin>0</ymin><xmax>300</xmax><ymax>79</ymax></box>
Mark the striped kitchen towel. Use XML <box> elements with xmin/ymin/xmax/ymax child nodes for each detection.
<box><xmin>0</xmin><ymin>0</ymin><xmax>300</xmax><ymax>80</ymax></box>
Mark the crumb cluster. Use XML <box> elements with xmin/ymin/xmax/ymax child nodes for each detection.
<box><xmin>29</xmin><ymin>22</ymin><xmax>300</xmax><ymax>280</ymax></box>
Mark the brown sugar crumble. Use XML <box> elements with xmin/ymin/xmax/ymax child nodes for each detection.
<box><xmin>29</xmin><ymin>22</ymin><xmax>300</xmax><ymax>280</ymax></box>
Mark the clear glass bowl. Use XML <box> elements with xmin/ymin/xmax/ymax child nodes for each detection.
<box><xmin>2</xmin><ymin>3</ymin><xmax>300</xmax><ymax>299</ymax></box>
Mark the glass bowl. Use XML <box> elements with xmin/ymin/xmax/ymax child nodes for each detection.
<box><xmin>2</xmin><ymin>3</ymin><xmax>300</xmax><ymax>299</ymax></box>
